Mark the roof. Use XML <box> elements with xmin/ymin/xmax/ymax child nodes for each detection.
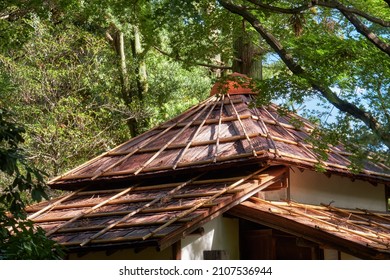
<box><xmin>228</xmin><ymin>197</ymin><xmax>390</xmax><ymax>259</ymax></box>
<box><xmin>27</xmin><ymin>165</ymin><xmax>288</xmax><ymax>252</ymax></box>
<box><xmin>27</xmin><ymin>74</ymin><xmax>390</xmax><ymax>258</ymax></box>
<box><xmin>48</xmin><ymin>86</ymin><xmax>390</xmax><ymax>190</ymax></box>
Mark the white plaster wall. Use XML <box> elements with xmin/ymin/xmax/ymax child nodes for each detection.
<box><xmin>181</xmin><ymin>216</ymin><xmax>239</xmax><ymax>260</ymax></box>
<box><xmin>323</xmin><ymin>249</ymin><xmax>339</xmax><ymax>260</ymax></box>
<box><xmin>289</xmin><ymin>167</ymin><xmax>386</xmax><ymax>211</ymax></box>
<box><xmin>323</xmin><ymin>249</ymin><xmax>360</xmax><ymax>260</ymax></box>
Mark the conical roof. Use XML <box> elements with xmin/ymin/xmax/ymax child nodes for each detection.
<box><xmin>28</xmin><ymin>74</ymin><xmax>390</xmax><ymax>257</ymax></box>
<box><xmin>49</xmin><ymin>75</ymin><xmax>390</xmax><ymax>190</ymax></box>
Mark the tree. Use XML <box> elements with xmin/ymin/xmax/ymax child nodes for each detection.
<box><xmin>217</xmin><ymin>0</ymin><xmax>390</xmax><ymax>152</ymax></box>
<box><xmin>0</xmin><ymin>72</ymin><xmax>63</xmax><ymax>259</ymax></box>
<box><xmin>156</xmin><ymin>1</ymin><xmax>389</xmax><ymax>160</ymax></box>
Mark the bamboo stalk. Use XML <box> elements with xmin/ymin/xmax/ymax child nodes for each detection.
<box><xmin>267</xmin><ymin>101</ymin><xmax>316</xmax><ymax>131</ymax></box>
<box><xmin>227</xmin><ymin>94</ymin><xmax>257</xmax><ymax>157</ymax></box>
<box><xmin>57</xmin><ymin>219</ymin><xmax>191</xmax><ymax>234</ymax></box>
<box><xmin>262</xmin><ymin>105</ymin><xmax>323</xmax><ymax>161</ymax></box>
<box><xmin>45</xmin><ymin>150</ymin><xmax>268</xmax><ymax>182</ymax></box>
<box><xmin>60</xmin><ymin>173</ymin><xmax>258</xmax><ymax>198</ymax></box>
<box><xmin>275</xmin><ymin>150</ymin><xmax>390</xmax><ymax>177</ymax></box>
<box><xmin>27</xmin><ymin>187</ymin><xmax>87</xmax><ymax>219</ymax></box>
<box><xmin>29</xmin><ymin>182</ymin><xmax>246</xmax><ymax>213</ymax></box>
<box><xmin>142</xmin><ymin>203</ymin><xmax>217</xmax><ymax>213</ymax></box>
<box><xmin>258</xmin><ymin>117</ymin><xmax>312</xmax><ymax>133</ymax></box>
<box><xmin>60</xmin><ymin>234</ymin><xmax>167</xmax><ymax>247</ymax></box>
<box><xmin>158</xmin><ymin>114</ymin><xmax>252</xmax><ymax>129</ymax></box>
<box><xmin>173</xmin><ymin>95</ymin><xmax>221</xmax><ymax>169</ymax></box>
<box><xmin>142</xmin><ymin>166</ymin><xmax>270</xmax><ymax>240</ymax></box>
<box><xmin>92</xmin><ymin>152</ymin><xmax>258</xmax><ymax>178</ymax></box>
<box><xmin>253</xmin><ymin>105</ymin><xmax>281</xmax><ymax>157</ymax></box>
<box><xmin>213</xmin><ymin>95</ymin><xmax>225</xmax><ymax>163</ymax></box>
<box><xmin>356</xmin><ymin>208</ymin><xmax>390</xmax><ymax>223</ymax></box>
<box><xmin>107</xmin><ymin>132</ymin><xmax>262</xmax><ymax>156</ymax></box>
<box><xmin>134</xmin><ymin>100</ymin><xmax>214</xmax><ymax>175</ymax></box>
<box><xmin>290</xmin><ymin>201</ymin><xmax>390</xmax><ymax>239</ymax></box>
<box><xmin>45</xmin><ymin>185</ymin><xmax>137</xmax><ymax>236</ymax></box>
<box><xmin>322</xmin><ymin>204</ymin><xmax>390</xmax><ymax>234</ymax></box>
<box><xmin>79</xmin><ymin>173</ymin><xmax>204</xmax><ymax>246</ymax></box>
<box><xmin>34</xmin><ymin>203</ymin><xmax>214</xmax><ymax>224</ymax></box>
<box><xmin>89</xmin><ymin>98</ymin><xmax>213</xmax><ymax>180</ymax></box>
<box><xmin>249</xmin><ymin>197</ymin><xmax>390</xmax><ymax>247</ymax></box>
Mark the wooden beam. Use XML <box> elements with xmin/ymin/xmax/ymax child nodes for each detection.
<box><xmin>172</xmin><ymin>240</ymin><xmax>182</xmax><ymax>260</ymax></box>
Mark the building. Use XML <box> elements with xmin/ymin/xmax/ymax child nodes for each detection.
<box><xmin>27</xmin><ymin>73</ymin><xmax>390</xmax><ymax>260</ymax></box>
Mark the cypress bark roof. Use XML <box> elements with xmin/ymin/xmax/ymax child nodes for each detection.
<box><xmin>27</xmin><ymin>75</ymin><xmax>390</xmax><ymax>258</ymax></box>
<box><xmin>48</xmin><ymin>85</ymin><xmax>390</xmax><ymax>190</ymax></box>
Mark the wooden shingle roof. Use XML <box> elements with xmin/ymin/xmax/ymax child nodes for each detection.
<box><xmin>27</xmin><ymin>74</ymin><xmax>390</xmax><ymax>257</ymax></box>
<box><xmin>28</xmin><ymin>165</ymin><xmax>288</xmax><ymax>251</ymax></box>
<box><xmin>48</xmin><ymin>79</ymin><xmax>390</xmax><ymax>190</ymax></box>
<box><xmin>229</xmin><ymin>197</ymin><xmax>390</xmax><ymax>259</ymax></box>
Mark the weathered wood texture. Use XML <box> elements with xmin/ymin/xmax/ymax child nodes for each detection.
<box><xmin>48</xmin><ymin>93</ymin><xmax>390</xmax><ymax>189</ymax></box>
<box><xmin>228</xmin><ymin>197</ymin><xmax>390</xmax><ymax>259</ymax></box>
<box><xmin>27</xmin><ymin>166</ymin><xmax>288</xmax><ymax>251</ymax></box>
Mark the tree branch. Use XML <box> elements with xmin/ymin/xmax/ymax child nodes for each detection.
<box><xmin>338</xmin><ymin>8</ymin><xmax>390</xmax><ymax>56</ymax></box>
<box><xmin>218</xmin><ymin>0</ymin><xmax>390</xmax><ymax>148</ymax></box>
<box><xmin>153</xmin><ymin>46</ymin><xmax>232</xmax><ymax>70</ymax></box>
<box><xmin>246</xmin><ymin>0</ymin><xmax>390</xmax><ymax>27</ymax></box>
<box><xmin>317</xmin><ymin>1</ymin><xmax>390</xmax><ymax>27</ymax></box>
<box><xmin>246</xmin><ymin>0</ymin><xmax>315</xmax><ymax>14</ymax></box>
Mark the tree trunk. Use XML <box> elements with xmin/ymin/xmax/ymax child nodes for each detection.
<box><xmin>128</xmin><ymin>24</ymin><xmax>149</xmax><ymax>136</ymax></box>
<box><xmin>232</xmin><ymin>21</ymin><xmax>263</xmax><ymax>79</ymax></box>
<box><xmin>118</xmin><ymin>32</ymin><xmax>131</xmax><ymax>104</ymax></box>
<box><xmin>133</xmin><ymin>25</ymin><xmax>148</xmax><ymax>99</ymax></box>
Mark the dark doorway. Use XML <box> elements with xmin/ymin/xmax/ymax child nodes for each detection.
<box><xmin>239</xmin><ymin>219</ymin><xmax>323</xmax><ymax>260</ymax></box>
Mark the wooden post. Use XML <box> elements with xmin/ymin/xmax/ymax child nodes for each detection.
<box><xmin>172</xmin><ymin>240</ymin><xmax>182</xmax><ymax>260</ymax></box>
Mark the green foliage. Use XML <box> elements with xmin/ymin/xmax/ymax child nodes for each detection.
<box><xmin>146</xmin><ymin>51</ymin><xmax>211</xmax><ymax>124</ymax></box>
<box><xmin>1</xmin><ymin>18</ymin><xmax>131</xmax><ymax>176</ymax></box>
<box><xmin>0</xmin><ymin>88</ymin><xmax>63</xmax><ymax>258</ymax></box>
